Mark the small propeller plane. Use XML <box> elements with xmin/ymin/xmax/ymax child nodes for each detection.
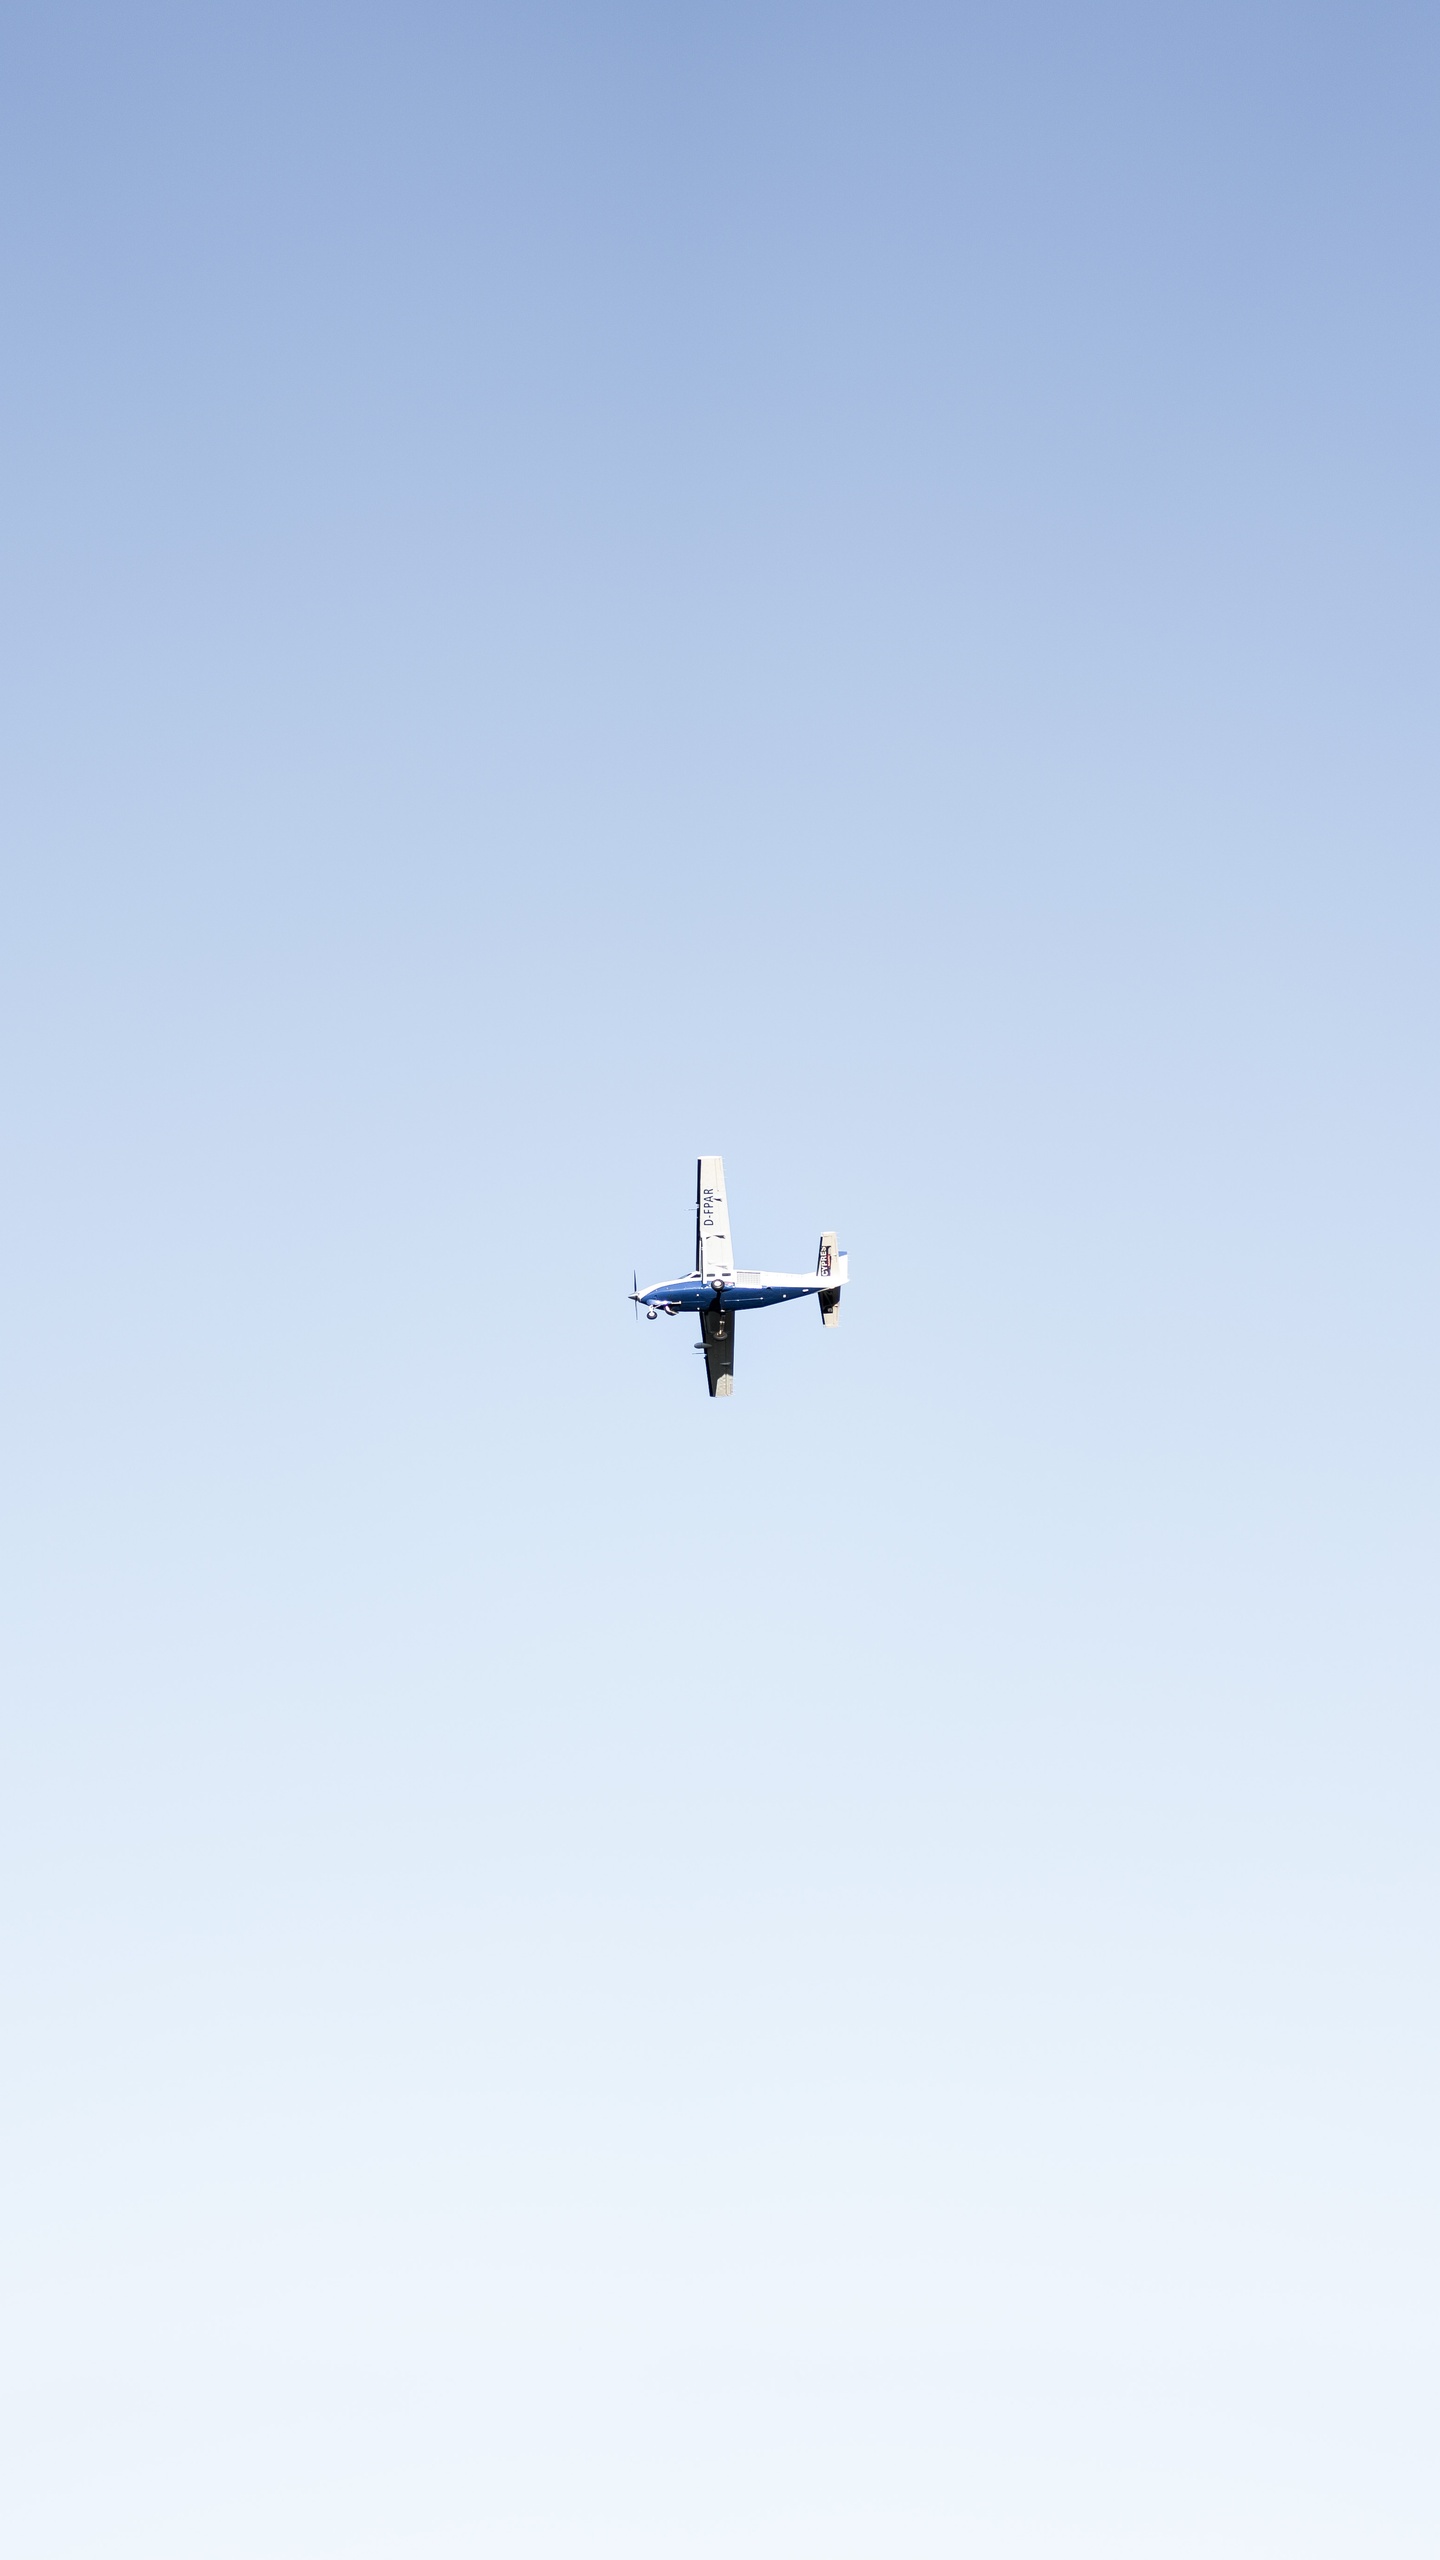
<box><xmin>631</xmin><ymin>1156</ymin><xmax>848</xmax><ymax>1397</ymax></box>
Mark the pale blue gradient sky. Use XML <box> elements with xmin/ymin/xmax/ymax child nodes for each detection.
<box><xmin>3</xmin><ymin>5</ymin><xmax>1439</xmax><ymax>2554</ymax></box>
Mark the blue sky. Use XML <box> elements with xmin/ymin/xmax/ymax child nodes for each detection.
<box><xmin>3</xmin><ymin>4</ymin><xmax>1439</xmax><ymax>2553</ymax></box>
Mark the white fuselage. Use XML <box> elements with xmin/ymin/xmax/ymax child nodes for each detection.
<box><xmin>638</xmin><ymin>1262</ymin><xmax>848</xmax><ymax>1315</ymax></box>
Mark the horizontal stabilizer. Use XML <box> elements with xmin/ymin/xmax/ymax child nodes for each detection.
<box><xmin>817</xmin><ymin>1231</ymin><xmax>841</xmax><ymax>1326</ymax></box>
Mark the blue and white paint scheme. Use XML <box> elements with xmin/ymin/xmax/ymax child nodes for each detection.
<box><xmin>631</xmin><ymin>1155</ymin><xmax>848</xmax><ymax>1398</ymax></box>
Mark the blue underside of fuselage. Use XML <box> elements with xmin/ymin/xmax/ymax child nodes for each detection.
<box><xmin>641</xmin><ymin>1283</ymin><xmax>808</xmax><ymax>1313</ymax></box>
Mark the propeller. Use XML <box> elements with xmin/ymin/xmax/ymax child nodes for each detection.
<box><xmin>632</xmin><ymin>1276</ymin><xmax>681</xmax><ymax>1321</ymax></box>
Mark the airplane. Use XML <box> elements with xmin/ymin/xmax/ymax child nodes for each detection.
<box><xmin>631</xmin><ymin>1155</ymin><xmax>848</xmax><ymax>1398</ymax></box>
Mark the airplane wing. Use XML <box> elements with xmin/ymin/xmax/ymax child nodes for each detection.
<box><xmin>695</xmin><ymin>1155</ymin><xmax>735</xmax><ymax>1281</ymax></box>
<box><xmin>699</xmin><ymin>1297</ymin><xmax>735</xmax><ymax>1398</ymax></box>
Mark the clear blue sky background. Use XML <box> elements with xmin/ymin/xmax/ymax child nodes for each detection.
<box><xmin>3</xmin><ymin>4</ymin><xmax>1438</xmax><ymax>2553</ymax></box>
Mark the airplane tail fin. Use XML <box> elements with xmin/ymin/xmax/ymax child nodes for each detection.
<box><xmin>817</xmin><ymin>1232</ymin><xmax>841</xmax><ymax>1327</ymax></box>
